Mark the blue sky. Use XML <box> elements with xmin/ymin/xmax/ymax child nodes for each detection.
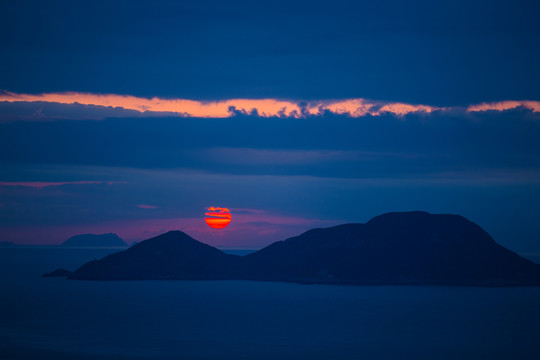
<box><xmin>1</xmin><ymin>0</ymin><xmax>539</xmax><ymax>250</ymax></box>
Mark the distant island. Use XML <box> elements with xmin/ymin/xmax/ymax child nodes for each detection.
<box><xmin>61</xmin><ymin>233</ymin><xmax>127</xmax><ymax>247</ymax></box>
<box><xmin>43</xmin><ymin>268</ymin><xmax>73</xmax><ymax>277</ymax></box>
<box><xmin>66</xmin><ymin>212</ymin><xmax>540</xmax><ymax>286</ymax></box>
<box><xmin>0</xmin><ymin>241</ymin><xmax>17</xmax><ymax>247</ymax></box>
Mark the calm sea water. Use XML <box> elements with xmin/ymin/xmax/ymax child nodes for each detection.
<box><xmin>1</xmin><ymin>247</ymin><xmax>540</xmax><ymax>360</ymax></box>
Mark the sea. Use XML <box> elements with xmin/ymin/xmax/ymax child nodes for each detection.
<box><xmin>1</xmin><ymin>246</ymin><xmax>540</xmax><ymax>360</ymax></box>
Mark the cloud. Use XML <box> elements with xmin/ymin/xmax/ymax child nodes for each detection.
<box><xmin>137</xmin><ymin>204</ymin><xmax>159</xmax><ymax>209</ymax></box>
<box><xmin>317</xmin><ymin>99</ymin><xmax>443</xmax><ymax>117</ymax></box>
<box><xmin>229</xmin><ymin>208</ymin><xmax>265</xmax><ymax>214</ymax></box>
<box><xmin>2</xmin><ymin>91</ymin><xmax>538</xmax><ymax>121</ymax></box>
<box><xmin>0</xmin><ymin>90</ymin><xmax>446</xmax><ymax>119</ymax></box>
<box><xmin>0</xmin><ymin>181</ymin><xmax>126</xmax><ymax>188</ymax></box>
<box><xmin>2</xmin><ymin>90</ymin><xmax>538</xmax><ymax>121</ymax></box>
<box><xmin>0</xmin><ymin>100</ymin><xmax>146</xmax><ymax>122</ymax></box>
<box><xmin>193</xmin><ymin>148</ymin><xmax>426</xmax><ymax>166</ymax></box>
<box><xmin>467</xmin><ymin>101</ymin><xmax>540</xmax><ymax>113</ymax></box>
<box><xmin>197</xmin><ymin>148</ymin><xmax>350</xmax><ymax>165</ymax></box>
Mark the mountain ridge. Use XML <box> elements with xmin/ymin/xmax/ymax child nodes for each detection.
<box><xmin>68</xmin><ymin>212</ymin><xmax>540</xmax><ymax>286</ymax></box>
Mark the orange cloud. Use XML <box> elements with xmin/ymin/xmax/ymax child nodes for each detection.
<box><xmin>0</xmin><ymin>91</ymin><xmax>441</xmax><ymax>118</ymax></box>
<box><xmin>467</xmin><ymin>101</ymin><xmax>540</xmax><ymax>113</ymax></box>
<box><xmin>373</xmin><ymin>103</ymin><xmax>441</xmax><ymax>116</ymax></box>
<box><xmin>0</xmin><ymin>91</ymin><xmax>304</xmax><ymax>118</ymax></box>
<box><xmin>1</xmin><ymin>90</ymin><xmax>537</xmax><ymax>118</ymax></box>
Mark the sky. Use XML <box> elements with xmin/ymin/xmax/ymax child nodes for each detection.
<box><xmin>1</xmin><ymin>0</ymin><xmax>540</xmax><ymax>251</ymax></box>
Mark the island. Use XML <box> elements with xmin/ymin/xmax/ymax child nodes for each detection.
<box><xmin>43</xmin><ymin>268</ymin><xmax>73</xmax><ymax>277</ymax></box>
<box><xmin>61</xmin><ymin>233</ymin><xmax>127</xmax><ymax>247</ymax></box>
<box><xmin>0</xmin><ymin>241</ymin><xmax>17</xmax><ymax>247</ymax></box>
<box><xmin>66</xmin><ymin>212</ymin><xmax>540</xmax><ymax>286</ymax></box>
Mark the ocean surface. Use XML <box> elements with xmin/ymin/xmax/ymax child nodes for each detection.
<box><xmin>1</xmin><ymin>246</ymin><xmax>540</xmax><ymax>360</ymax></box>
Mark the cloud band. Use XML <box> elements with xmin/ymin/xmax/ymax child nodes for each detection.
<box><xmin>1</xmin><ymin>90</ymin><xmax>538</xmax><ymax>120</ymax></box>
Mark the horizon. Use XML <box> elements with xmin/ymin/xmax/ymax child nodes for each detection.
<box><xmin>6</xmin><ymin>211</ymin><xmax>540</xmax><ymax>265</ymax></box>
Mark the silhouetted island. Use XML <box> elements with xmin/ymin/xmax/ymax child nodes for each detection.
<box><xmin>43</xmin><ymin>268</ymin><xmax>72</xmax><ymax>277</ymax></box>
<box><xmin>0</xmin><ymin>241</ymin><xmax>17</xmax><ymax>247</ymax></box>
<box><xmin>61</xmin><ymin>233</ymin><xmax>127</xmax><ymax>247</ymax></box>
<box><xmin>68</xmin><ymin>212</ymin><xmax>540</xmax><ymax>286</ymax></box>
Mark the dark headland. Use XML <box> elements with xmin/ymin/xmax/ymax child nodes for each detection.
<box><xmin>43</xmin><ymin>268</ymin><xmax>73</xmax><ymax>277</ymax></box>
<box><xmin>61</xmin><ymin>233</ymin><xmax>127</xmax><ymax>247</ymax></box>
<box><xmin>67</xmin><ymin>212</ymin><xmax>540</xmax><ymax>286</ymax></box>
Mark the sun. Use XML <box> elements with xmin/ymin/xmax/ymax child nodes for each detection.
<box><xmin>205</xmin><ymin>207</ymin><xmax>231</xmax><ymax>229</ymax></box>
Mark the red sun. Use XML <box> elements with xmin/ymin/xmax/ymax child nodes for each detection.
<box><xmin>205</xmin><ymin>207</ymin><xmax>231</xmax><ymax>229</ymax></box>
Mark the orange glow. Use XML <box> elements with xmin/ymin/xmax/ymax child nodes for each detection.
<box><xmin>0</xmin><ymin>91</ymin><xmax>442</xmax><ymax>118</ymax></box>
<box><xmin>3</xmin><ymin>90</ymin><xmax>536</xmax><ymax>118</ymax></box>
<box><xmin>0</xmin><ymin>91</ymin><xmax>304</xmax><ymax>118</ymax></box>
<box><xmin>373</xmin><ymin>103</ymin><xmax>440</xmax><ymax>116</ymax></box>
<box><xmin>205</xmin><ymin>207</ymin><xmax>231</xmax><ymax>229</ymax></box>
<box><xmin>467</xmin><ymin>100</ymin><xmax>540</xmax><ymax>113</ymax></box>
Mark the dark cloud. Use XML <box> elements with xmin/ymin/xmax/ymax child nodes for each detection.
<box><xmin>0</xmin><ymin>109</ymin><xmax>539</xmax><ymax>177</ymax></box>
<box><xmin>0</xmin><ymin>101</ymin><xmax>141</xmax><ymax>121</ymax></box>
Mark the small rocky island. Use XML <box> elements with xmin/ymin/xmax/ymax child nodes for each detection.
<box><xmin>65</xmin><ymin>212</ymin><xmax>540</xmax><ymax>286</ymax></box>
<box><xmin>61</xmin><ymin>233</ymin><xmax>127</xmax><ymax>247</ymax></box>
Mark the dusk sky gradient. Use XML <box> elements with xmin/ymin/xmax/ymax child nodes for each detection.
<box><xmin>1</xmin><ymin>0</ymin><xmax>540</xmax><ymax>251</ymax></box>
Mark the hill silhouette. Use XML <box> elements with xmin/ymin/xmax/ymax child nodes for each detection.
<box><xmin>61</xmin><ymin>233</ymin><xmax>127</xmax><ymax>247</ymax></box>
<box><xmin>68</xmin><ymin>212</ymin><xmax>540</xmax><ymax>286</ymax></box>
<box><xmin>43</xmin><ymin>268</ymin><xmax>72</xmax><ymax>277</ymax></box>
<box><xmin>71</xmin><ymin>231</ymin><xmax>239</xmax><ymax>280</ymax></box>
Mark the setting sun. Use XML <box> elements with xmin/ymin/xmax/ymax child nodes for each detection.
<box><xmin>204</xmin><ymin>207</ymin><xmax>231</xmax><ymax>229</ymax></box>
